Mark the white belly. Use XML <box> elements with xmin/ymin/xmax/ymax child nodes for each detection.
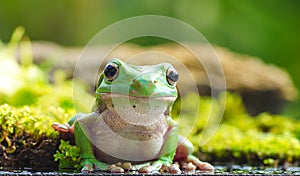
<box><xmin>91</xmin><ymin>118</ymin><xmax>165</xmax><ymax>162</ymax></box>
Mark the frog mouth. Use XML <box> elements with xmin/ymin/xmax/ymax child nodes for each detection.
<box><xmin>99</xmin><ymin>93</ymin><xmax>177</xmax><ymax>101</ymax></box>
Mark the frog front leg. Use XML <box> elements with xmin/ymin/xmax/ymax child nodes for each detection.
<box><xmin>73</xmin><ymin>112</ymin><xmax>109</xmax><ymax>173</ymax></box>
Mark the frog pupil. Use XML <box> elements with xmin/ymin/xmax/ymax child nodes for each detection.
<box><xmin>168</xmin><ymin>71</ymin><xmax>178</xmax><ymax>82</ymax></box>
<box><xmin>104</xmin><ymin>64</ymin><xmax>118</xmax><ymax>80</ymax></box>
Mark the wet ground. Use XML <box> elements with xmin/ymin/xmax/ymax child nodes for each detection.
<box><xmin>1</xmin><ymin>165</ymin><xmax>300</xmax><ymax>175</ymax></box>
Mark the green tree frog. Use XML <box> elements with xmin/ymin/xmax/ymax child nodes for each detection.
<box><xmin>52</xmin><ymin>58</ymin><xmax>214</xmax><ymax>173</ymax></box>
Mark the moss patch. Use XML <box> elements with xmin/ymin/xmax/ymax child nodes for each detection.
<box><xmin>0</xmin><ymin>104</ymin><xmax>60</xmax><ymax>170</ymax></box>
<box><xmin>175</xmin><ymin>92</ymin><xmax>300</xmax><ymax>166</ymax></box>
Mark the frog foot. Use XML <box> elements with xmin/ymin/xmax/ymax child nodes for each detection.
<box><xmin>138</xmin><ymin>165</ymin><xmax>154</xmax><ymax>173</ymax></box>
<box><xmin>131</xmin><ymin>162</ymin><xmax>153</xmax><ymax>173</ymax></box>
<box><xmin>51</xmin><ymin>122</ymin><xmax>73</xmax><ymax>133</ymax></box>
<box><xmin>180</xmin><ymin>161</ymin><xmax>196</xmax><ymax>172</ymax></box>
<box><xmin>169</xmin><ymin>162</ymin><xmax>182</xmax><ymax>174</ymax></box>
<box><xmin>81</xmin><ymin>158</ymin><xmax>109</xmax><ymax>173</ymax></box>
<box><xmin>187</xmin><ymin>155</ymin><xmax>214</xmax><ymax>171</ymax></box>
<box><xmin>195</xmin><ymin>161</ymin><xmax>214</xmax><ymax>171</ymax></box>
<box><xmin>108</xmin><ymin>162</ymin><xmax>134</xmax><ymax>173</ymax></box>
<box><xmin>137</xmin><ymin>161</ymin><xmax>170</xmax><ymax>173</ymax></box>
<box><xmin>137</xmin><ymin>162</ymin><xmax>181</xmax><ymax>174</ymax></box>
<box><xmin>109</xmin><ymin>164</ymin><xmax>124</xmax><ymax>173</ymax></box>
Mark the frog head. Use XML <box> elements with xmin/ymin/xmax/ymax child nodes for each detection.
<box><xmin>95</xmin><ymin>58</ymin><xmax>179</xmax><ymax>125</ymax></box>
<box><xmin>96</xmin><ymin>58</ymin><xmax>178</xmax><ymax>98</ymax></box>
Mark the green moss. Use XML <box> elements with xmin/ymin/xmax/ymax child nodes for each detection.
<box><xmin>0</xmin><ymin>104</ymin><xmax>57</xmax><ymax>155</ymax></box>
<box><xmin>199</xmin><ymin>124</ymin><xmax>300</xmax><ymax>165</ymax></box>
<box><xmin>54</xmin><ymin>140</ymin><xmax>81</xmax><ymax>171</ymax></box>
<box><xmin>177</xmin><ymin>92</ymin><xmax>300</xmax><ymax>166</ymax></box>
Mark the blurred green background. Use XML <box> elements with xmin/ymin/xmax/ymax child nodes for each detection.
<box><xmin>1</xmin><ymin>0</ymin><xmax>300</xmax><ymax>168</ymax></box>
<box><xmin>1</xmin><ymin>0</ymin><xmax>299</xmax><ymax>112</ymax></box>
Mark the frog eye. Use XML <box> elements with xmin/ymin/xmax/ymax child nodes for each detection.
<box><xmin>166</xmin><ymin>67</ymin><xmax>179</xmax><ymax>86</ymax></box>
<box><xmin>104</xmin><ymin>62</ymin><xmax>119</xmax><ymax>81</ymax></box>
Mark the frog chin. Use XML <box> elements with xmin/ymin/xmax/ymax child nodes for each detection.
<box><xmin>99</xmin><ymin>93</ymin><xmax>176</xmax><ymax>126</ymax></box>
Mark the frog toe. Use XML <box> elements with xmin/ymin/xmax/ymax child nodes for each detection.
<box><xmin>169</xmin><ymin>163</ymin><xmax>182</xmax><ymax>174</ymax></box>
<box><xmin>51</xmin><ymin>122</ymin><xmax>60</xmax><ymax>130</ymax></box>
<box><xmin>196</xmin><ymin>162</ymin><xmax>214</xmax><ymax>171</ymax></box>
<box><xmin>51</xmin><ymin>123</ymin><xmax>70</xmax><ymax>133</ymax></box>
<box><xmin>187</xmin><ymin>155</ymin><xmax>214</xmax><ymax>171</ymax></box>
<box><xmin>81</xmin><ymin>163</ymin><xmax>94</xmax><ymax>173</ymax></box>
<box><xmin>110</xmin><ymin>165</ymin><xmax>124</xmax><ymax>173</ymax></box>
<box><xmin>138</xmin><ymin>165</ymin><xmax>153</xmax><ymax>173</ymax></box>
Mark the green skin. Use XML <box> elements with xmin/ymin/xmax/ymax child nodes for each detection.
<box><xmin>53</xmin><ymin>58</ymin><xmax>214</xmax><ymax>173</ymax></box>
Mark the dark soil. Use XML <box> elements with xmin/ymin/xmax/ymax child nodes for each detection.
<box><xmin>0</xmin><ymin>133</ymin><xmax>60</xmax><ymax>171</ymax></box>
